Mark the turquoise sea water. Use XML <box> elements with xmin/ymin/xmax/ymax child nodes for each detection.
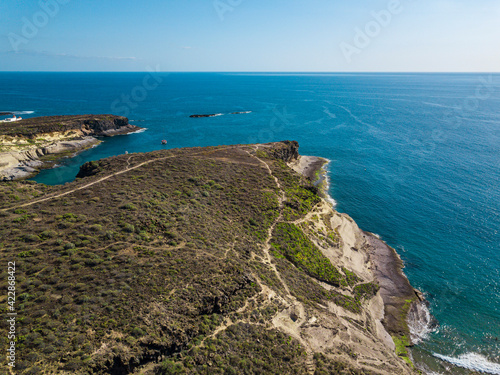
<box><xmin>1</xmin><ymin>72</ymin><xmax>499</xmax><ymax>374</ymax></box>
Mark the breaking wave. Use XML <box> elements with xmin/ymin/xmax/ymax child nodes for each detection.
<box><xmin>407</xmin><ymin>301</ymin><xmax>436</xmax><ymax>344</ymax></box>
<box><xmin>433</xmin><ymin>353</ymin><xmax>500</xmax><ymax>374</ymax></box>
<box><xmin>127</xmin><ymin>128</ymin><xmax>147</xmax><ymax>135</ymax></box>
<box><xmin>13</xmin><ymin>110</ymin><xmax>35</xmax><ymax>115</ymax></box>
<box><xmin>0</xmin><ymin>110</ymin><xmax>35</xmax><ymax>116</ymax></box>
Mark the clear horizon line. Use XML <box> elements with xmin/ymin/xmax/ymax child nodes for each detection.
<box><xmin>1</xmin><ymin>70</ymin><xmax>500</xmax><ymax>74</ymax></box>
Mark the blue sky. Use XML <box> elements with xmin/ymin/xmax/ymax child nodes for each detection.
<box><xmin>0</xmin><ymin>0</ymin><xmax>499</xmax><ymax>72</ymax></box>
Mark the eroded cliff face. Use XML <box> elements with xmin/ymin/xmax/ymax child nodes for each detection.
<box><xmin>0</xmin><ymin>115</ymin><xmax>141</xmax><ymax>180</ymax></box>
<box><xmin>268</xmin><ymin>194</ymin><xmax>417</xmax><ymax>374</ymax></box>
<box><xmin>0</xmin><ymin>114</ymin><xmax>133</xmax><ymax>139</ymax></box>
<box><xmin>270</xmin><ymin>204</ymin><xmax>407</xmax><ymax>372</ymax></box>
<box><xmin>0</xmin><ymin>142</ymin><xmax>418</xmax><ymax>374</ymax></box>
<box><xmin>269</xmin><ymin>140</ymin><xmax>300</xmax><ymax>162</ymax></box>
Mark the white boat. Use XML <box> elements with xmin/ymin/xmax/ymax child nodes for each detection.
<box><xmin>0</xmin><ymin>115</ymin><xmax>22</xmax><ymax>123</ymax></box>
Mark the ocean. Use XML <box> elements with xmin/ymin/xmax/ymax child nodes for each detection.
<box><xmin>1</xmin><ymin>72</ymin><xmax>499</xmax><ymax>374</ymax></box>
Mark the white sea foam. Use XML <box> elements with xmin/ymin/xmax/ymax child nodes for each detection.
<box><xmin>13</xmin><ymin>110</ymin><xmax>35</xmax><ymax>115</ymax></box>
<box><xmin>127</xmin><ymin>128</ymin><xmax>147</xmax><ymax>135</ymax></box>
<box><xmin>433</xmin><ymin>353</ymin><xmax>500</xmax><ymax>374</ymax></box>
<box><xmin>1</xmin><ymin>110</ymin><xmax>35</xmax><ymax>116</ymax></box>
<box><xmin>407</xmin><ymin>301</ymin><xmax>435</xmax><ymax>344</ymax></box>
<box><xmin>320</xmin><ymin>159</ymin><xmax>337</xmax><ymax>208</ymax></box>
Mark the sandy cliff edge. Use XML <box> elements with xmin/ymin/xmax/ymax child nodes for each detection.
<box><xmin>289</xmin><ymin>152</ymin><xmax>422</xmax><ymax>364</ymax></box>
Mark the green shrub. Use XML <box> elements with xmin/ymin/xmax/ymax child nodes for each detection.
<box><xmin>63</xmin><ymin>242</ymin><xmax>75</xmax><ymax>250</ymax></box>
<box><xmin>40</xmin><ymin>230</ymin><xmax>57</xmax><ymax>239</ymax></box>
<box><xmin>120</xmin><ymin>203</ymin><xmax>137</xmax><ymax>211</ymax></box>
<box><xmin>271</xmin><ymin>223</ymin><xmax>343</xmax><ymax>286</ymax></box>
<box><xmin>18</xmin><ymin>249</ymin><xmax>41</xmax><ymax>258</ymax></box>
<box><xmin>353</xmin><ymin>282</ymin><xmax>379</xmax><ymax>300</ymax></box>
<box><xmin>23</xmin><ymin>234</ymin><xmax>40</xmax><ymax>243</ymax></box>
<box><xmin>89</xmin><ymin>224</ymin><xmax>103</xmax><ymax>232</ymax></box>
<box><xmin>131</xmin><ymin>327</ymin><xmax>144</xmax><ymax>337</ymax></box>
<box><xmin>123</xmin><ymin>224</ymin><xmax>135</xmax><ymax>233</ymax></box>
<box><xmin>160</xmin><ymin>360</ymin><xmax>186</xmax><ymax>374</ymax></box>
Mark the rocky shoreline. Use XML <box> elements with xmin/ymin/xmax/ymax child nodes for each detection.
<box><xmin>288</xmin><ymin>154</ymin><xmax>328</xmax><ymax>182</ymax></box>
<box><xmin>364</xmin><ymin>232</ymin><xmax>425</xmax><ymax>347</ymax></box>
<box><xmin>189</xmin><ymin>113</ymin><xmax>222</xmax><ymax>118</ymax></box>
<box><xmin>0</xmin><ymin>137</ymin><xmax>101</xmax><ymax>181</ymax></box>
<box><xmin>0</xmin><ymin>115</ymin><xmax>141</xmax><ymax>181</ymax></box>
<box><xmin>291</xmin><ymin>151</ymin><xmax>426</xmax><ymax>365</ymax></box>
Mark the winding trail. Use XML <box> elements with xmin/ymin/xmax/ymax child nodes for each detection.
<box><xmin>245</xmin><ymin>149</ymin><xmax>292</xmax><ymax>298</ymax></box>
<box><xmin>0</xmin><ymin>149</ymin><xmax>225</xmax><ymax>212</ymax></box>
<box><xmin>191</xmin><ymin>149</ymin><xmax>316</xmax><ymax>374</ymax></box>
<box><xmin>245</xmin><ymin>148</ymin><xmax>316</xmax><ymax>375</ymax></box>
<box><xmin>6</xmin><ymin>145</ymin><xmax>320</xmax><ymax>373</ymax></box>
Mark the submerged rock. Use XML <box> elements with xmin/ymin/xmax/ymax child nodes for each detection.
<box><xmin>189</xmin><ymin>113</ymin><xmax>222</xmax><ymax>118</ymax></box>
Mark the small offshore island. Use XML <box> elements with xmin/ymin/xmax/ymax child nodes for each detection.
<box><xmin>0</xmin><ymin>115</ymin><xmax>141</xmax><ymax>181</ymax></box>
<box><xmin>0</xmin><ymin>133</ymin><xmax>424</xmax><ymax>374</ymax></box>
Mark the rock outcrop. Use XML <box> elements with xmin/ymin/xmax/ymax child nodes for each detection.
<box><xmin>75</xmin><ymin>160</ymin><xmax>102</xmax><ymax>178</ymax></box>
<box><xmin>189</xmin><ymin>114</ymin><xmax>221</xmax><ymax>118</ymax></box>
<box><xmin>262</xmin><ymin>140</ymin><xmax>300</xmax><ymax>162</ymax></box>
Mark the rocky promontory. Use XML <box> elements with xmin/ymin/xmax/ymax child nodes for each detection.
<box><xmin>0</xmin><ymin>115</ymin><xmax>141</xmax><ymax>180</ymax></box>
<box><xmin>0</xmin><ymin>141</ymin><xmax>419</xmax><ymax>374</ymax></box>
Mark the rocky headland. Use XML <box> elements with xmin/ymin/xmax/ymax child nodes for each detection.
<box><xmin>0</xmin><ymin>141</ymin><xmax>421</xmax><ymax>374</ymax></box>
<box><xmin>0</xmin><ymin>115</ymin><xmax>141</xmax><ymax>181</ymax></box>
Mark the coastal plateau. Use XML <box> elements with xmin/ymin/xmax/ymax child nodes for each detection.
<box><xmin>0</xmin><ymin>140</ymin><xmax>420</xmax><ymax>374</ymax></box>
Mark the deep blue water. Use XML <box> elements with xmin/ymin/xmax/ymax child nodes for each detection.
<box><xmin>1</xmin><ymin>72</ymin><xmax>499</xmax><ymax>373</ymax></box>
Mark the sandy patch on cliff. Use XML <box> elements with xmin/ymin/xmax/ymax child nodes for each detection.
<box><xmin>288</xmin><ymin>155</ymin><xmax>327</xmax><ymax>181</ymax></box>
<box><xmin>282</xmin><ymin>198</ymin><xmax>415</xmax><ymax>373</ymax></box>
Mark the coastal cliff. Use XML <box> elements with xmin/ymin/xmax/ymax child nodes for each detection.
<box><xmin>0</xmin><ymin>141</ymin><xmax>419</xmax><ymax>374</ymax></box>
<box><xmin>0</xmin><ymin>115</ymin><xmax>141</xmax><ymax>180</ymax></box>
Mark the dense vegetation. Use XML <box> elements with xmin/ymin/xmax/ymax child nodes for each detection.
<box><xmin>271</xmin><ymin>222</ymin><xmax>344</xmax><ymax>286</ymax></box>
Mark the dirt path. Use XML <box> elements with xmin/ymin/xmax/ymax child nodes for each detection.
<box><xmin>245</xmin><ymin>149</ymin><xmax>293</xmax><ymax>298</ymax></box>
<box><xmin>7</xmin><ymin>145</ymin><xmax>320</xmax><ymax>374</ymax></box>
<box><xmin>1</xmin><ymin>158</ymin><xmax>168</xmax><ymax>212</ymax></box>
<box><xmin>190</xmin><ymin>149</ymin><xmax>316</xmax><ymax>374</ymax></box>
<box><xmin>0</xmin><ymin>149</ymin><xmax>226</xmax><ymax>212</ymax></box>
<box><xmin>246</xmin><ymin>149</ymin><xmax>316</xmax><ymax>375</ymax></box>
